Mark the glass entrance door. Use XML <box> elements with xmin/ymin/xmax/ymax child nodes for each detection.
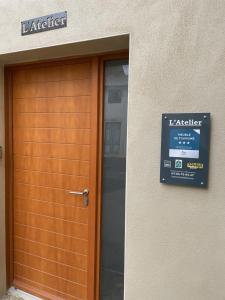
<box><xmin>100</xmin><ymin>59</ymin><xmax>129</xmax><ymax>300</ymax></box>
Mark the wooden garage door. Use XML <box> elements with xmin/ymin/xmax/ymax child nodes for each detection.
<box><xmin>11</xmin><ymin>58</ymin><xmax>98</xmax><ymax>300</ymax></box>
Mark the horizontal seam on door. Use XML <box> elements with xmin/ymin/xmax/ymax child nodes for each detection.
<box><xmin>13</xmin><ymin>77</ymin><xmax>91</xmax><ymax>84</ymax></box>
<box><xmin>14</xmin><ymin>182</ymin><xmax>89</xmax><ymax>194</ymax></box>
<box><xmin>15</xmin><ymin>195</ymin><xmax>88</xmax><ymax>210</ymax></box>
<box><xmin>14</xmin><ymin>222</ymin><xmax>88</xmax><ymax>242</ymax></box>
<box><xmin>13</xmin><ymin>141</ymin><xmax>90</xmax><ymax>146</ymax></box>
<box><xmin>14</xmin><ymin>261</ymin><xmax>87</xmax><ymax>288</ymax></box>
<box><xmin>15</xmin><ymin>111</ymin><xmax>91</xmax><ymax>114</ymax></box>
<box><xmin>14</xmin><ymin>235</ymin><xmax>87</xmax><ymax>258</ymax></box>
<box><xmin>14</xmin><ymin>94</ymin><xmax>91</xmax><ymax>100</ymax></box>
<box><xmin>14</xmin><ymin>181</ymin><xmax>90</xmax><ymax>192</ymax></box>
<box><xmin>13</xmin><ymin>154</ymin><xmax>89</xmax><ymax>162</ymax></box>
<box><xmin>14</xmin><ymin>248</ymin><xmax>88</xmax><ymax>272</ymax></box>
<box><xmin>15</xmin><ymin>209</ymin><xmax>88</xmax><ymax>226</ymax></box>
<box><xmin>14</xmin><ymin>168</ymin><xmax>89</xmax><ymax>178</ymax></box>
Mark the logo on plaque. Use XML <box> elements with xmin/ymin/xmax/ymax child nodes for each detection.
<box><xmin>175</xmin><ymin>160</ymin><xmax>183</xmax><ymax>169</ymax></box>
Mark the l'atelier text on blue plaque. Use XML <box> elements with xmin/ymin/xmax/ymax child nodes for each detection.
<box><xmin>21</xmin><ymin>11</ymin><xmax>67</xmax><ymax>36</ymax></box>
<box><xmin>160</xmin><ymin>113</ymin><xmax>210</xmax><ymax>188</ymax></box>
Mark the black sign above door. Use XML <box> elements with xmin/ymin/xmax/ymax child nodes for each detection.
<box><xmin>160</xmin><ymin>113</ymin><xmax>210</xmax><ymax>188</ymax></box>
<box><xmin>21</xmin><ymin>11</ymin><xmax>67</xmax><ymax>36</ymax></box>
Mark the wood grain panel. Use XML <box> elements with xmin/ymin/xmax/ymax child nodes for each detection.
<box><xmin>15</xmin><ymin>251</ymin><xmax>87</xmax><ymax>285</ymax></box>
<box><xmin>13</xmin><ymin>97</ymin><xmax>90</xmax><ymax>113</ymax></box>
<box><xmin>14</xmin><ymin>263</ymin><xmax>87</xmax><ymax>299</ymax></box>
<box><xmin>14</xmin><ymin>237</ymin><xmax>87</xmax><ymax>270</ymax></box>
<box><xmin>13</xmin><ymin>113</ymin><xmax>90</xmax><ymax>129</ymax></box>
<box><xmin>14</xmin><ymin>278</ymin><xmax>79</xmax><ymax>300</ymax></box>
<box><xmin>13</xmin><ymin>128</ymin><xmax>90</xmax><ymax>144</ymax></box>
<box><xmin>14</xmin><ymin>183</ymin><xmax>84</xmax><ymax>207</ymax></box>
<box><xmin>13</xmin><ymin>79</ymin><xmax>91</xmax><ymax>98</ymax></box>
<box><xmin>13</xmin><ymin>143</ymin><xmax>90</xmax><ymax>161</ymax></box>
<box><xmin>14</xmin><ymin>155</ymin><xmax>90</xmax><ymax>177</ymax></box>
<box><xmin>14</xmin><ymin>63</ymin><xmax>90</xmax><ymax>83</ymax></box>
<box><xmin>14</xmin><ymin>156</ymin><xmax>89</xmax><ymax>176</ymax></box>
<box><xmin>14</xmin><ymin>224</ymin><xmax>88</xmax><ymax>255</ymax></box>
<box><xmin>15</xmin><ymin>211</ymin><xmax>88</xmax><ymax>239</ymax></box>
<box><xmin>11</xmin><ymin>58</ymin><xmax>98</xmax><ymax>299</ymax></box>
<box><xmin>14</xmin><ymin>170</ymin><xmax>89</xmax><ymax>190</ymax></box>
<box><xmin>15</xmin><ymin>197</ymin><xmax>88</xmax><ymax>224</ymax></box>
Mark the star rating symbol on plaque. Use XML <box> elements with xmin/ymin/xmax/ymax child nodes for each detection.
<box><xmin>178</xmin><ymin>141</ymin><xmax>191</xmax><ymax>145</ymax></box>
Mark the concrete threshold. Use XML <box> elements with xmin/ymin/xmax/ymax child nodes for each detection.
<box><xmin>2</xmin><ymin>287</ymin><xmax>42</xmax><ymax>300</ymax></box>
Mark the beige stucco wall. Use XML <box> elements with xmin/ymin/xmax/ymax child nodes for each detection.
<box><xmin>0</xmin><ymin>1</ymin><xmax>225</xmax><ymax>299</ymax></box>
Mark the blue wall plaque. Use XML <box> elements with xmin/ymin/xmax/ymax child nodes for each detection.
<box><xmin>160</xmin><ymin>113</ymin><xmax>210</xmax><ymax>187</ymax></box>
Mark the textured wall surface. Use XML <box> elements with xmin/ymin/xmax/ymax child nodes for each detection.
<box><xmin>0</xmin><ymin>1</ymin><xmax>225</xmax><ymax>299</ymax></box>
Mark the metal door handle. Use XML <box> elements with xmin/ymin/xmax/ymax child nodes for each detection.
<box><xmin>68</xmin><ymin>189</ymin><xmax>89</xmax><ymax>207</ymax></box>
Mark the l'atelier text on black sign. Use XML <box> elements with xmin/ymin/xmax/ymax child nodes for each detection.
<box><xmin>21</xmin><ymin>11</ymin><xmax>67</xmax><ymax>36</ymax></box>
